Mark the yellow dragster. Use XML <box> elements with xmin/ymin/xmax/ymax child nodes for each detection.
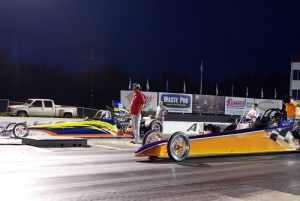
<box><xmin>135</xmin><ymin>108</ymin><xmax>300</xmax><ymax>161</ymax></box>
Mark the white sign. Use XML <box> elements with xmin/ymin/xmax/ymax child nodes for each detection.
<box><xmin>159</xmin><ymin>93</ymin><xmax>193</xmax><ymax>113</ymax></box>
<box><xmin>120</xmin><ymin>90</ymin><xmax>158</xmax><ymax>111</ymax></box>
<box><xmin>163</xmin><ymin>121</ymin><xmax>230</xmax><ymax>135</ymax></box>
<box><xmin>225</xmin><ymin>97</ymin><xmax>255</xmax><ymax>115</ymax></box>
<box><xmin>254</xmin><ymin>99</ymin><xmax>282</xmax><ymax>114</ymax></box>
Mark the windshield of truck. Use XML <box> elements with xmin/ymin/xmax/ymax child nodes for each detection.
<box><xmin>24</xmin><ymin>100</ymin><xmax>33</xmax><ymax>105</ymax></box>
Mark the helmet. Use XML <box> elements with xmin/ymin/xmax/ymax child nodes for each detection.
<box><xmin>271</xmin><ymin>112</ymin><xmax>280</xmax><ymax>119</ymax></box>
<box><xmin>283</xmin><ymin>95</ymin><xmax>291</xmax><ymax>104</ymax></box>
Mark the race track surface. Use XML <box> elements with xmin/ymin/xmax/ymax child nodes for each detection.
<box><xmin>1</xmin><ymin>137</ymin><xmax>300</xmax><ymax>201</ymax></box>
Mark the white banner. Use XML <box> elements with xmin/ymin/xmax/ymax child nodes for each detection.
<box><xmin>254</xmin><ymin>99</ymin><xmax>283</xmax><ymax>114</ymax></box>
<box><xmin>163</xmin><ymin>121</ymin><xmax>230</xmax><ymax>135</ymax></box>
<box><xmin>159</xmin><ymin>93</ymin><xmax>193</xmax><ymax>113</ymax></box>
<box><xmin>225</xmin><ymin>97</ymin><xmax>255</xmax><ymax>115</ymax></box>
<box><xmin>120</xmin><ymin>90</ymin><xmax>158</xmax><ymax>111</ymax></box>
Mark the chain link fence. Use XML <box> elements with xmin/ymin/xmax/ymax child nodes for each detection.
<box><xmin>75</xmin><ymin>107</ymin><xmax>99</xmax><ymax>119</ymax></box>
<box><xmin>0</xmin><ymin>99</ymin><xmax>9</xmax><ymax>115</ymax></box>
<box><xmin>9</xmin><ymin>101</ymin><xmax>23</xmax><ymax>105</ymax></box>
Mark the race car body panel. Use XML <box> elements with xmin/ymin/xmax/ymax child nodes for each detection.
<box><xmin>29</xmin><ymin>119</ymin><xmax>130</xmax><ymax>137</ymax></box>
<box><xmin>28</xmin><ymin>112</ymin><xmax>162</xmax><ymax>137</ymax></box>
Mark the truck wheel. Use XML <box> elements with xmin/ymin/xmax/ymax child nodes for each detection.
<box><xmin>63</xmin><ymin>113</ymin><xmax>72</xmax><ymax>118</ymax></box>
<box><xmin>167</xmin><ymin>131</ymin><xmax>190</xmax><ymax>162</ymax></box>
<box><xmin>13</xmin><ymin>123</ymin><xmax>29</xmax><ymax>138</ymax></box>
<box><xmin>17</xmin><ymin>111</ymin><xmax>27</xmax><ymax>117</ymax></box>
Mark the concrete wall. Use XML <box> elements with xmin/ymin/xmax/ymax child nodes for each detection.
<box><xmin>165</xmin><ymin>113</ymin><xmax>238</xmax><ymax>123</ymax></box>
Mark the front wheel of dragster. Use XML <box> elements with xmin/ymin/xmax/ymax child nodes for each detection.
<box><xmin>4</xmin><ymin>123</ymin><xmax>17</xmax><ymax>136</ymax></box>
<box><xmin>13</xmin><ymin>123</ymin><xmax>29</xmax><ymax>138</ymax></box>
<box><xmin>142</xmin><ymin>130</ymin><xmax>164</xmax><ymax>145</ymax></box>
<box><xmin>167</xmin><ymin>131</ymin><xmax>190</xmax><ymax>162</ymax></box>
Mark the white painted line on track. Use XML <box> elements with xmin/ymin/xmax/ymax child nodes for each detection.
<box><xmin>94</xmin><ymin>144</ymin><xmax>135</xmax><ymax>150</ymax></box>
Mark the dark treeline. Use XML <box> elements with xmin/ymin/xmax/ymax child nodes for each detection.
<box><xmin>0</xmin><ymin>51</ymin><xmax>290</xmax><ymax>109</ymax></box>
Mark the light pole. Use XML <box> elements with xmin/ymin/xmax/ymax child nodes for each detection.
<box><xmin>200</xmin><ymin>60</ymin><xmax>203</xmax><ymax>95</ymax></box>
<box><xmin>90</xmin><ymin>48</ymin><xmax>94</xmax><ymax>108</ymax></box>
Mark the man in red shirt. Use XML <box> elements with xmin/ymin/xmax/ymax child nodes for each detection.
<box><xmin>130</xmin><ymin>83</ymin><xmax>145</xmax><ymax>144</ymax></box>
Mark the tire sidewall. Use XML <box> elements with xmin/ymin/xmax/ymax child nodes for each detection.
<box><xmin>4</xmin><ymin>123</ymin><xmax>16</xmax><ymax>136</ymax></box>
<box><xmin>167</xmin><ymin>131</ymin><xmax>190</xmax><ymax>162</ymax></box>
<box><xmin>18</xmin><ymin>112</ymin><xmax>27</xmax><ymax>117</ymax></box>
<box><xmin>148</xmin><ymin>120</ymin><xmax>162</xmax><ymax>133</ymax></box>
<box><xmin>63</xmin><ymin>113</ymin><xmax>72</xmax><ymax>118</ymax></box>
<box><xmin>13</xmin><ymin>123</ymin><xmax>29</xmax><ymax>138</ymax></box>
<box><xmin>142</xmin><ymin>130</ymin><xmax>163</xmax><ymax>145</ymax></box>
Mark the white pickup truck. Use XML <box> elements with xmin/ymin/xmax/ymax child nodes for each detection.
<box><xmin>6</xmin><ymin>99</ymin><xmax>78</xmax><ymax>118</ymax></box>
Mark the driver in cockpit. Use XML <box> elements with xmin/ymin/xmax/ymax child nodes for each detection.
<box><xmin>269</xmin><ymin>112</ymin><xmax>280</xmax><ymax>128</ymax></box>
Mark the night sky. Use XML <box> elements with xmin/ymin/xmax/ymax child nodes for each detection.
<box><xmin>1</xmin><ymin>0</ymin><xmax>300</xmax><ymax>82</ymax></box>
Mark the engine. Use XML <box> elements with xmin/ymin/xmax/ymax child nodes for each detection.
<box><xmin>115</xmin><ymin>115</ymin><xmax>131</xmax><ymax>131</ymax></box>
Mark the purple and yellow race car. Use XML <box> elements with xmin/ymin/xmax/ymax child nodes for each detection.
<box><xmin>135</xmin><ymin>108</ymin><xmax>300</xmax><ymax>162</ymax></box>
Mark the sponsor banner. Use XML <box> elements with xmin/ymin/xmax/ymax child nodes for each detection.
<box><xmin>159</xmin><ymin>93</ymin><xmax>193</xmax><ymax>113</ymax></box>
<box><xmin>225</xmin><ymin>97</ymin><xmax>255</xmax><ymax>115</ymax></box>
<box><xmin>254</xmin><ymin>99</ymin><xmax>283</xmax><ymax>114</ymax></box>
<box><xmin>193</xmin><ymin>95</ymin><xmax>225</xmax><ymax>114</ymax></box>
<box><xmin>120</xmin><ymin>90</ymin><xmax>158</xmax><ymax>111</ymax></box>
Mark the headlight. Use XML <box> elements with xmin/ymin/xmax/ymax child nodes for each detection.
<box><xmin>11</xmin><ymin>108</ymin><xmax>17</xmax><ymax>113</ymax></box>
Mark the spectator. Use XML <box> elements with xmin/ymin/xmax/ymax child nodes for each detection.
<box><xmin>283</xmin><ymin>96</ymin><xmax>297</xmax><ymax>120</ymax></box>
<box><xmin>155</xmin><ymin>101</ymin><xmax>168</xmax><ymax>124</ymax></box>
<box><xmin>129</xmin><ymin>83</ymin><xmax>145</xmax><ymax>144</ymax></box>
<box><xmin>245</xmin><ymin>103</ymin><xmax>259</xmax><ymax>122</ymax></box>
<box><xmin>237</xmin><ymin>103</ymin><xmax>259</xmax><ymax>123</ymax></box>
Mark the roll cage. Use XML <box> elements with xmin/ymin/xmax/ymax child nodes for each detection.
<box><xmin>251</xmin><ymin>108</ymin><xmax>289</xmax><ymax>130</ymax></box>
<box><xmin>259</xmin><ymin>108</ymin><xmax>287</xmax><ymax>123</ymax></box>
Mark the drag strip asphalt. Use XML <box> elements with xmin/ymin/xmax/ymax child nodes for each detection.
<box><xmin>1</xmin><ymin>137</ymin><xmax>300</xmax><ymax>201</ymax></box>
